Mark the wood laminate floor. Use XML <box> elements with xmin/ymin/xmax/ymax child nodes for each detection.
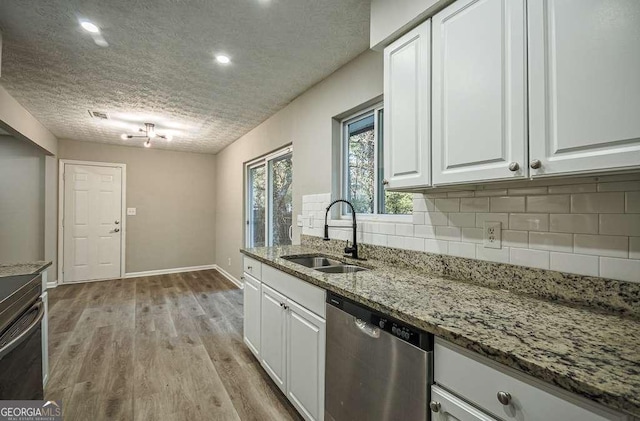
<box><xmin>45</xmin><ymin>270</ymin><xmax>302</xmax><ymax>421</ymax></box>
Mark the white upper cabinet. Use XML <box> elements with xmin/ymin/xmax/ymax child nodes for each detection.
<box><xmin>383</xmin><ymin>20</ymin><xmax>431</xmax><ymax>189</ymax></box>
<box><xmin>528</xmin><ymin>0</ymin><xmax>640</xmax><ymax>176</ymax></box>
<box><xmin>432</xmin><ymin>0</ymin><xmax>527</xmax><ymax>185</ymax></box>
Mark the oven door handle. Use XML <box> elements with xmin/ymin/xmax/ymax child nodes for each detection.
<box><xmin>0</xmin><ymin>300</ymin><xmax>44</xmax><ymax>360</ymax></box>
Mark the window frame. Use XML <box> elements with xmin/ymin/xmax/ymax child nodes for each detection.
<box><xmin>339</xmin><ymin>103</ymin><xmax>412</xmax><ymax>223</ymax></box>
<box><xmin>245</xmin><ymin>145</ymin><xmax>294</xmax><ymax>247</ymax></box>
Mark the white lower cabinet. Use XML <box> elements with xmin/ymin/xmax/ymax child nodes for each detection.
<box><xmin>431</xmin><ymin>385</ymin><xmax>498</xmax><ymax>421</ymax></box>
<box><xmin>434</xmin><ymin>338</ymin><xmax>630</xmax><ymax>421</ymax></box>
<box><xmin>243</xmin><ymin>261</ymin><xmax>326</xmax><ymax>421</ymax></box>
<box><xmin>242</xmin><ymin>273</ymin><xmax>261</xmax><ymax>358</ymax></box>
<box><xmin>260</xmin><ymin>284</ymin><xmax>288</xmax><ymax>393</ymax></box>
<box><xmin>286</xmin><ymin>299</ymin><xmax>326</xmax><ymax>421</ymax></box>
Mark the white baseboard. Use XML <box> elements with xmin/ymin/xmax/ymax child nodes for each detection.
<box><xmin>46</xmin><ymin>281</ymin><xmax>58</xmax><ymax>289</ymax></box>
<box><xmin>214</xmin><ymin>265</ymin><xmax>244</xmax><ymax>289</ymax></box>
<box><xmin>125</xmin><ymin>264</ymin><xmax>217</xmax><ymax>279</ymax></box>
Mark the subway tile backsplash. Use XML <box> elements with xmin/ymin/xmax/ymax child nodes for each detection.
<box><xmin>301</xmin><ymin>174</ymin><xmax>640</xmax><ymax>283</ymax></box>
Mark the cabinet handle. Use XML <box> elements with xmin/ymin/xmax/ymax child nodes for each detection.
<box><xmin>530</xmin><ymin>159</ymin><xmax>542</xmax><ymax>169</ymax></box>
<box><xmin>382</xmin><ymin>179</ymin><xmax>389</xmax><ymax>186</ymax></box>
<box><xmin>247</xmin><ymin>265</ymin><xmax>253</xmax><ymax>270</ymax></box>
<box><xmin>279</xmin><ymin>302</ymin><xmax>284</xmax><ymax>307</ymax></box>
<box><xmin>497</xmin><ymin>391</ymin><xmax>512</xmax><ymax>405</ymax></box>
<box><xmin>429</xmin><ymin>401</ymin><xmax>441</xmax><ymax>412</ymax></box>
<box><xmin>508</xmin><ymin>162</ymin><xmax>520</xmax><ymax>172</ymax></box>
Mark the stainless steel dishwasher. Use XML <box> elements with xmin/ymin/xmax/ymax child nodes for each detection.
<box><xmin>325</xmin><ymin>291</ymin><xmax>433</xmax><ymax>421</ymax></box>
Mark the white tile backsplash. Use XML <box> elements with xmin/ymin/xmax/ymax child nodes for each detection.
<box><xmin>301</xmin><ymin>174</ymin><xmax>640</xmax><ymax>282</ymax></box>
<box><xmin>571</xmin><ymin>192</ymin><xmax>625</xmax><ymax>213</ymax></box>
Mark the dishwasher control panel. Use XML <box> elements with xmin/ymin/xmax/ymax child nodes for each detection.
<box><xmin>371</xmin><ymin>315</ymin><xmax>421</xmax><ymax>346</ymax></box>
<box><xmin>327</xmin><ymin>292</ymin><xmax>431</xmax><ymax>350</ymax></box>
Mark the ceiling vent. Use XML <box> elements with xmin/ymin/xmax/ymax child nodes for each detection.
<box><xmin>88</xmin><ymin>110</ymin><xmax>110</xmax><ymax>120</ymax></box>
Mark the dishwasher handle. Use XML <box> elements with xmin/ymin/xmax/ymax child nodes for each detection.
<box><xmin>355</xmin><ymin>318</ymin><xmax>380</xmax><ymax>339</ymax></box>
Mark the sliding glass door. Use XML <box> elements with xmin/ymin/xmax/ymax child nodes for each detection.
<box><xmin>246</xmin><ymin>146</ymin><xmax>293</xmax><ymax>247</ymax></box>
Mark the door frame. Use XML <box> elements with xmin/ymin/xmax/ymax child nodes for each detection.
<box><xmin>57</xmin><ymin>159</ymin><xmax>127</xmax><ymax>283</ymax></box>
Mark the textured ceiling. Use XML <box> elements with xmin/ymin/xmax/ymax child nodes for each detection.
<box><xmin>0</xmin><ymin>0</ymin><xmax>370</xmax><ymax>154</ymax></box>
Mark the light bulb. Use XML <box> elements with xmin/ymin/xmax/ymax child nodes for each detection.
<box><xmin>144</xmin><ymin>140</ymin><xmax>151</xmax><ymax>148</ymax></box>
<box><xmin>120</xmin><ymin>133</ymin><xmax>129</xmax><ymax>140</ymax></box>
<box><xmin>215</xmin><ymin>55</ymin><xmax>231</xmax><ymax>64</ymax></box>
<box><xmin>80</xmin><ymin>21</ymin><xmax>100</xmax><ymax>33</ymax></box>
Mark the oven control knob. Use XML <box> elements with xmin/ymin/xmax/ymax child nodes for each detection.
<box><xmin>391</xmin><ymin>326</ymin><xmax>397</xmax><ymax>334</ymax></box>
<box><xmin>378</xmin><ymin>320</ymin><xmax>385</xmax><ymax>329</ymax></box>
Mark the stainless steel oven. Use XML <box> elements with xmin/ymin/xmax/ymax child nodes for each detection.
<box><xmin>325</xmin><ymin>292</ymin><xmax>433</xmax><ymax>421</ymax></box>
<box><xmin>0</xmin><ymin>274</ymin><xmax>44</xmax><ymax>400</ymax></box>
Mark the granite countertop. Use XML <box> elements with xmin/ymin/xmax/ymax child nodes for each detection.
<box><xmin>0</xmin><ymin>261</ymin><xmax>52</xmax><ymax>278</ymax></box>
<box><xmin>241</xmin><ymin>245</ymin><xmax>640</xmax><ymax>417</ymax></box>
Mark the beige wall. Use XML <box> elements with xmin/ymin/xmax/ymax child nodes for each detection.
<box><xmin>0</xmin><ymin>85</ymin><xmax>58</xmax><ymax>155</ymax></box>
<box><xmin>0</xmin><ymin>135</ymin><xmax>46</xmax><ymax>263</ymax></box>
<box><xmin>214</xmin><ymin>49</ymin><xmax>384</xmax><ymax>279</ymax></box>
<box><xmin>58</xmin><ymin>139</ymin><xmax>217</xmax><ymax>274</ymax></box>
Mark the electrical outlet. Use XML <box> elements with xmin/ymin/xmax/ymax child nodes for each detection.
<box><xmin>127</xmin><ymin>207</ymin><xmax>136</xmax><ymax>216</ymax></box>
<box><xmin>228</xmin><ymin>258</ymin><xmax>231</xmax><ymax>266</ymax></box>
<box><xmin>483</xmin><ymin>221</ymin><xmax>502</xmax><ymax>249</ymax></box>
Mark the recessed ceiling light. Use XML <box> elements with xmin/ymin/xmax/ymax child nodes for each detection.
<box><xmin>80</xmin><ymin>20</ymin><xmax>100</xmax><ymax>33</ymax></box>
<box><xmin>215</xmin><ymin>55</ymin><xmax>231</xmax><ymax>64</ymax></box>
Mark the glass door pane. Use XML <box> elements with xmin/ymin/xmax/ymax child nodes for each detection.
<box><xmin>248</xmin><ymin>165</ymin><xmax>265</xmax><ymax>247</ymax></box>
<box><xmin>268</xmin><ymin>153</ymin><xmax>293</xmax><ymax>246</ymax></box>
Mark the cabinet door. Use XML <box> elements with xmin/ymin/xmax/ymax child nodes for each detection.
<box><xmin>243</xmin><ymin>274</ymin><xmax>261</xmax><ymax>358</ymax></box>
<box><xmin>260</xmin><ymin>284</ymin><xmax>288</xmax><ymax>392</ymax></box>
<box><xmin>286</xmin><ymin>299</ymin><xmax>326</xmax><ymax>421</ymax></box>
<box><xmin>528</xmin><ymin>0</ymin><xmax>640</xmax><ymax>176</ymax></box>
<box><xmin>432</xmin><ymin>0</ymin><xmax>527</xmax><ymax>185</ymax></box>
<box><xmin>431</xmin><ymin>386</ymin><xmax>498</xmax><ymax>421</ymax></box>
<box><xmin>383</xmin><ymin>20</ymin><xmax>431</xmax><ymax>189</ymax></box>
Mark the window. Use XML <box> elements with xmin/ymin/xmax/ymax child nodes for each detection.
<box><xmin>341</xmin><ymin>105</ymin><xmax>413</xmax><ymax>216</ymax></box>
<box><xmin>246</xmin><ymin>146</ymin><xmax>293</xmax><ymax>247</ymax></box>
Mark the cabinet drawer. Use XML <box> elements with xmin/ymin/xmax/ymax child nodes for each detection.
<box><xmin>434</xmin><ymin>339</ymin><xmax>627</xmax><ymax>421</ymax></box>
<box><xmin>262</xmin><ymin>264</ymin><xmax>325</xmax><ymax>318</ymax></box>
<box><xmin>243</xmin><ymin>256</ymin><xmax>262</xmax><ymax>280</ymax></box>
<box><xmin>431</xmin><ymin>385</ymin><xmax>498</xmax><ymax>421</ymax></box>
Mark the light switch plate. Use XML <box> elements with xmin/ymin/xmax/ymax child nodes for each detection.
<box><xmin>483</xmin><ymin>221</ymin><xmax>502</xmax><ymax>249</ymax></box>
<box><xmin>127</xmin><ymin>207</ymin><xmax>137</xmax><ymax>216</ymax></box>
<box><xmin>296</xmin><ymin>214</ymin><xmax>303</xmax><ymax>227</ymax></box>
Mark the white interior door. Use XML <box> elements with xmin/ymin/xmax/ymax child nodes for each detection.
<box><xmin>63</xmin><ymin>163</ymin><xmax>123</xmax><ymax>283</ymax></box>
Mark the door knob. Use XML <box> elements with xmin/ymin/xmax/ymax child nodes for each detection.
<box><xmin>114</xmin><ymin>228</ymin><xmax>120</xmax><ymax>233</ymax></box>
<box><xmin>429</xmin><ymin>401</ymin><xmax>441</xmax><ymax>412</ymax></box>
<box><xmin>530</xmin><ymin>159</ymin><xmax>542</xmax><ymax>169</ymax></box>
<box><xmin>497</xmin><ymin>391</ymin><xmax>512</xmax><ymax>405</ymax></box>
<box><xmin>115</xmin><ymin>220</ymin><xmax>120</xmax><ymax>224</ymax></box>
<box><xmin>508</xmin><ymin>162</ymin><xmax>520</xmax><ymax>171</ymax></box>
<box><xmin>382</xmin><ymin>179</ymin><xmax>389</xmax><ymax>185</ymax></box>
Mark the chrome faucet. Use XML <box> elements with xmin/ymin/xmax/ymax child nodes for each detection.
<box><xmin>323</xmin><ymin>199</ymin><xmax>360</xmax><ymax>260</ymax></box>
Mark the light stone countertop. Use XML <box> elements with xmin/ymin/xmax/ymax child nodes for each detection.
<box><xmin>0</xmin><ymin>261</ymin><xmax>52</xmax><ymax>278</ymax></box>
<box><xmin>241</xmin><ymin>245</ymin><xmax>640</xmax><ymax>417</ymax></box>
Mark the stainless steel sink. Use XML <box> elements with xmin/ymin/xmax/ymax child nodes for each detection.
<box><xmin>282</xmin><ymin>255</ymin><xmax>342</xmax><ymax>268</ymax></box>
<box><xmin>281</xmin><ymin>254</ymin><xmax>367</xmax><ymax>273</ymax></box>
<box><xmin>314</xmin><ymin>265</ymin><xmax>367</xmax><ymax>274</ymax></box>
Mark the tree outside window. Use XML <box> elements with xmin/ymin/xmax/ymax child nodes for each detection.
<box><xmin>343</xmin><ymin>106</ymin><xmax>412</xmax><ymax>215</ymax></box>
